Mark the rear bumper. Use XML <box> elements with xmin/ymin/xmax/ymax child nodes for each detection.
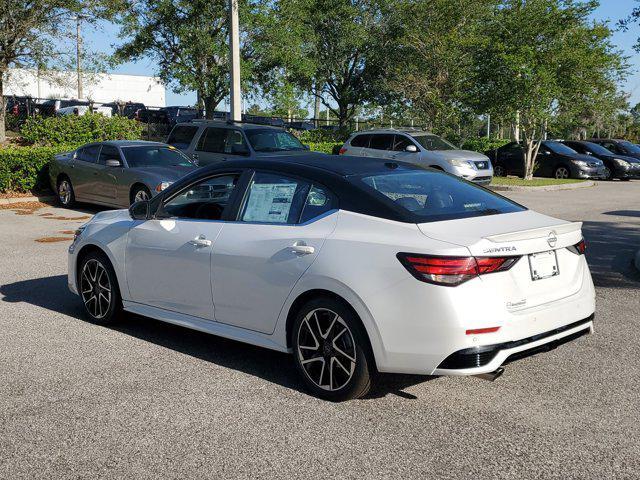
<box><xmin>433</xmin><ymin>314</ymin><xmax>593</xmax><ymax>375</ymax></box>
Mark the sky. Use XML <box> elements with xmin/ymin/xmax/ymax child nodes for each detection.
<box><xmin>77</xmin><ymin>0</ymin><xmax>640</xmax><ymax>110</ymax></box>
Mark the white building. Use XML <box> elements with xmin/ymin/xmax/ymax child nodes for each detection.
<box><xmin>4</xmin><ymin>68</ymin><xmax>166</xmax><ymax>107</ymax></box>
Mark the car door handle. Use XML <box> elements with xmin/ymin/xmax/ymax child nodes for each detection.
<box><xmin>290</xmin><ymin>244</ymin><xmax>315</xmax><ymax>255</ymax></box>
<box><xmin>189</xmin><ymin>235</ymin><xmax>212</xmax><ymax>248</ymax></box>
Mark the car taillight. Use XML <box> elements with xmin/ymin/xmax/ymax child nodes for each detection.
<box><xmin>338</xmin><ymin>147</ymin><xmax>347</xmax><ymax>155</ymax></box>
<box><xmin>12</xmin><ymin>105</ymin><xmax>19</xmax><ymax>115</ymax></box>
<box><xmin>567</xmin><ymin>238</ymin><xmax>586</xmax><ymax>255</ymax></box>
<box><xmin>397</xmin><ymin>253</ymin><xmax>520</xmax><ymax>286</ymax></box>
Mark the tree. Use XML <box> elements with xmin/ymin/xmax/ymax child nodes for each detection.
<box><xmin>619</xmin><ymin>0</ymin><xmax>640</xmax><ymax>51</ymax></box>
<box><xmin>252</xmin><ymin>0</ymin><xmax>395</xmax><ymax>127</ymax></box>
<box><xmin>469</xmin><ymin>0</ymin><xmax>627</xmax><ymax>179</ymax></box>
<box><xmin>114</xmin><ymin>0</ymin><xmax>245</xmax><ymax>117</ymax></box>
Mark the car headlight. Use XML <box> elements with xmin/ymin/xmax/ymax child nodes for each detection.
<box><xmin>155</xmin><ymin>181</ymin><xmax>173</xmax><ymax>192</ymax></box>
<box><xmin>448</xmin><ymin>159</ymin><xmax>476</xmax><ymax>169</ymax></box>
<box><xmin>613</xmin><ymin>158</ymin><xmax>630</xmax><ymax>167</ymax></box>
<box><xmin>572</xmin><ymin>160</ymin><xmax>588</xmax><ymax>167</ymax></box>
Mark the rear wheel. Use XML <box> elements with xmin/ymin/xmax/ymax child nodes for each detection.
<box><xmin>57</xmin><ymin>176</ymin><xmax>76</xmax><ymax>208</ymax></box>
<box><xmin>292</xmin><ymin>297</ymin><xmax>372</xmax><ymax>401</ymax></box>
<box><xmin>78</xmin><ymin>251</ymin><xmax>121</xmax><ymax>324</ymax></box>
<box><xmin>602</xmin><ymin>167</ymin><xmax>612</xmax><ymax>181</ymax></box>
<box><xmin>554</xmin><ymin>166</ymin><xmax>571</xmax><ymax>179</ymax></box>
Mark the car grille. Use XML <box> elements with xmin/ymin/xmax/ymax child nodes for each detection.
<box><xmin>437</xmin><ymin>315</ymin><xmax>593</xmax><ymax>370</ymax></box>
<box><xmin>474</xmin><ymin>161</ymin><xmax>489</xmax><ymax>170</ymax></box>
<box><xmin>587</xmin><ymin>162</ymin><xmax>600</xmax><ymax>168</ymax></box>
<box><xmin>472</xmin><ymin>176</ymin><xmax>492</xmax><ymax>183</ymax></box>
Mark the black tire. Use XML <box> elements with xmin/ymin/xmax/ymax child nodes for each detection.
<box><xmin>493</xmin><ymin>164</ymin><xmax>506</xmax><ymax>177</ymax></box>
<box><xmin>620</xmin><ymin>177</ymin><xmax>631</xmax><ymax>182</ymax></box>
<box><xmin>57</xmin><ymin>176</ymin><xmax>76</xmax><ymax>208</ymax></box>
<box><xmin>130</xmin><ymin>185</ymin><xmax>152</xmax><ymax>205</ymax></box>
<box><xmin>78</xmin><ymin>251</ymin><xmax>122</xmax><ymax>324</ymax></box>
<box><xmin>292</xmin><ymin>296</ymin><xmax>373</xmax><ymax>401</ymax></box>
<box><xmin>602</xmin><ymin>166</ymin><xmax>613</xmax><ymax>181</ymax></box>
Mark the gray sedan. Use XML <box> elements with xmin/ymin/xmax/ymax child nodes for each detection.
<box><xmin>49</xmin><ymin>140</ymin><xmax>197</xmax><ymax>208</ymax></box>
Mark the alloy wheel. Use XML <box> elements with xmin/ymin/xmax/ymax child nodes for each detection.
<box><xmin>134</xmin><ymin>189</ymin><xmax>150</xmax><ymax>202</ymax></box>
<box><xmin>602</xmin><ymin>167</ymin><xmax>612</xmax><ymax>180</ymax></box>
<box><xmin>80</xmin><ymin>259</ymin><xmax>112</xmax><ymax>319</ymax></box>
<box><xmin>58</xmin><ymin>180</ymin><xmax>72</xmax><ymax>205</ymax></box>
<box><xmin>296</xmin><ymin>308</ymin><xmax>357</xmax><ymax>391</ymax></box>
<box><xmin>494</xmin><ymin>165</ymin><xmax>505</xmax><ymax>177</ymax></box>
<box><xmin>555</xmin><ymin>167</ymin><xmax>570</xmax><ymax>179</ymax></box>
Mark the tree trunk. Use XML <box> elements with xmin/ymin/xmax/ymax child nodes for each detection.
<box><xmin>523</xmin><ymin>138</ymin><xmax>541</xmax><ymax>180</ymax></box>
<box><xmin>313</xmin><ymin>81</ymin><xmax>320</xmax><ymax>127</ymax></box>
<box><xmin>203</xmin><ymin>94</ymin><xmax>218</xmax><ymax>119</ymax></box>
<box><xmin>0</xmin><ymin>72</ymin><xmax>5</xmax><ymax>143</ymax></box>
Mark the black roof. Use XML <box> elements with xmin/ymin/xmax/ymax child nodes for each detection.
<box><xmin>177</xmin><ymin>119</ymin><xmax>287</xmax><ymax>131</ymax></box>
<box><xmin>154</xmin><ymin>155</ymin><xmax>426</xmax><ymax>223</ymax></box>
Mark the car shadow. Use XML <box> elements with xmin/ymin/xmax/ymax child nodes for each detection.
<box><xmin>581</xmin><ymin>220</ymin><xmax>640</xmax><ymax>289</ymax></box>
<box><xmin>0</xmin><ymin>274</ymin><xmax>433</xmax><ymax>400</ymax></box>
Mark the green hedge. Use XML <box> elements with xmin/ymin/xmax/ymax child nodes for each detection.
<box><xmin>20</xmin><ymin>113</ymin><xmax>144</xmax><ymax>147</ymax></box>
<box><xmin>298</xmin><ymin>129</ymin><xmax>349</xmax><ymax>143</ymax></box>
<box><xmin>460</xmin><ymin>137</ymin><xmax>510</xmax><ymax>153</ymax></box>
<box><xmin>0</xmin><ymin>145</ymin><xmax>77</xmax><ymax>193</ymax></box>
<box><xmin>308</xmin><ymin>142</ymin><xmax>343</xmax><ymax>155</ymax></box>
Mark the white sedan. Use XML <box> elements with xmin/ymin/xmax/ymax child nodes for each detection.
<box><xmin>68</xmin><ymin>155</ymin><xmax>595</xmax><ymax>401</ymax></box>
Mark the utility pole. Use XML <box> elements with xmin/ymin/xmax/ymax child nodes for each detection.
<box><xmin>228</xmin><ymin>0</ymin><xmax>241</xmax><ymax>121</ymax></box>
<box><xmin>486</xmin><ymin>114</ymin><xmax>490</xmax><ymax>138</ymax></box>
<box><xmin>76</xmin><ymin>16</ymin><xmax>83</xmax><ymax>99</ymax></box>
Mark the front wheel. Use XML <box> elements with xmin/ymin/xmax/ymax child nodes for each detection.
<box><xmin>493</xmin><ymin>164</ymin><xmax>506</xmax><ymax>177</ymax></box>
<box><xmin>602</xmin><ymin>167</ymin><xmax>612</xmax><ymax>181</ymax></box>
<box><xmin>554</xmin><ymin>166</ymin><xmax>571</xmax><ymax>179</ymax></box>
<box><xmin>292</xmin><ymin>297</ymin><xmax>373</xmax><ymax>401</ymax></box>
<box><xmin>78</xmin><ymin>252</ymin><xmax>122</xmax><ymax>324</ymax></box>
<box><xmin>57</xmin><ymin>177</ymin><xmax>76</xmax><ymax>208</ymax></box>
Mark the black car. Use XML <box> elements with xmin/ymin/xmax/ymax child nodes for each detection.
<box><xmin>587</xmin><ymin>139</ymin><xmax>640</xmax><ymax>162</ymax></box>
<box><xmin>164</xmin><ymin>106</ymin><xmax>201</xmax><ymax>127</ymax></box>
<box><xmin>563</xmin><ymin>140</ymin><xmax>640</xmax><ymax>181</ymax></box>
<box><xmin>486</xmin><ymin>140</ymin><xmax>605</xmax><ymax>179</ymax></box>
<box><xmin>102</xmin><ymin>102</ymin><xmax>147</xmax><ymax>119</ymax></box>
<box><xmin>286</xmin><ymin>121</ymin><xmax>316</xmax><ymax>131</ymax></box>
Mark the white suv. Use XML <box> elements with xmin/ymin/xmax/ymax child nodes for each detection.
<box><xmin>340</xmin><ymin>129</ymin><xmax>493</xmax><ymax>185</ymax></box>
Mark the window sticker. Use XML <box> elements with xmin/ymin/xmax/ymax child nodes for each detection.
<box><xmin>243</xmin><ymin>183</ymin><xmax>297</xmax><ymax>223</ymax></box>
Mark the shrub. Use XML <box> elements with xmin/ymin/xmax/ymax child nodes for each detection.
<box><xmin>0</xmin><ymin>144</ymin><xmax>77</xmax><ymax>193</ymax></box>
<box><xmin>20</xmin><ymin>113</ymin><xmax>144</xmax><ymax>146</ymax></box>
<box><xmin>308</xmin><ymin>142</ymin><xmax>343</xmax><ymax>155</ymax></box>
<box><xmin>298</xmin><ymin>129</ymin><xmax>350</xmax><ymax>144</ymax></box>
<box><xmin>460</xmin><ymin>137</ymin><xmax>511</xmax><ymax>154</ymax></box>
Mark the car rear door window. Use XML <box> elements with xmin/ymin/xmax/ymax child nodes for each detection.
<box><xmin>351</xmin><ymin>134</ymin><xmax>371</xmax><ymax>148</ymax></box>
<box><xmin>196</xmin><ymin>127</ymin><xmax>227</xmax><ymax>153</ymax></box>
<box><xmin>299</xmin><ymin>185</ymin><xmax>334</xmax><ymax>223</ymax></box>
<box><xmin>77</xmin><ymin>145</ymin><xmax>101</xmax><ymax>163</ymax></box>
<box><xmin>167</xmin><ymin>125</ymin><xmax>199</xmax><ymax>150</ymax></box>
<box><xmin>240</xmin><ymin>172</ymin><xmax>311</xmax><ymax>224</ymax></box>
<box><xmin>369</xmin><ymin>134</ymin><xmax>394</xmax><ymax>151</ymax></box>
<box><xmin>98</xmin><ymin>145</ymin><xmax>120</xmax><ymax>165</ymax></box>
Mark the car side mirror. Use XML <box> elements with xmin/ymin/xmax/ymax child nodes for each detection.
<box><xmin>405</xmin><ymin>144</ymin><xmax>418</xmax><ymax>153</ymax></box>
<box><xmin>129</xmin><ymin>200</ymin><xmax>149</xmax><ymax>220</ymax></box>
<box><xmin>106</xmin><ymin>159</ymin><xmax>121</xmax><ymax>167</ymax></box>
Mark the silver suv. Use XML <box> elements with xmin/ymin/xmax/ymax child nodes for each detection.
<box><xmin>166</xmin><ymin>120</ymin><xmax>312</xmax><ymax>166</ymax></box>
<box><xmin>340</xmin><ymin>129</ymin><xmax>493</xmax><ymax>185</ymax></box>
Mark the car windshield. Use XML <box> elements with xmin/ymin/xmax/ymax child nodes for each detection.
<box><xmin>357</xmin><ymin>170</ymin><xmax>525</xmax><ymax>222</ymax></box>
<box><xmin>581</xmin><ymin>142</ymin><xmax>614</xmax><ymax>155</ymax></box>
<box><xmin>246</xmin><ymin>129</ymin><xmax>306</xmax><ymax>152</ymax></box>
<box><xmin>412</xmin><ymin>134</ymin><xmax>457</xmax><ymax>151</ymax></box>
<box><xmin>121</xmin><ymin>145</ymin><xmax>194</xmax><ymax>168</ymax></box>
<box><xmin>544</xmin><ymin>141</ymin><xmax>578</xmax><ymax>155</ymax></box>
<box><xmin>620</xmin><ymin>141</ymin><xmax>640</xmax><ymax>153</ymax></box>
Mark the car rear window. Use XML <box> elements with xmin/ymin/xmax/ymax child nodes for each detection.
<box><xmin>357</xmin><ymin>170</ymin><xmax>525</xmax><ymax>222</ymax></box>
<box><xmin>122</xmin><ymin>146</ymin><xmax>194</xmax><ymax>168</ymax></box>
<box><xmin>167</xmin><ymin>125</ymin><xmax>199</xmax><ymax>149</ymax></box>
<box><xmin>350</xmin><ymin>134</ymin><xmax>371</xmax><ymax>147</ymax></box>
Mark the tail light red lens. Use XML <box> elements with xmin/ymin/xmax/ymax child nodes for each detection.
<box><xmin>338</xmin><ymin>147</ymin><xmax>347</xmax><ymax>155</ymax></box>
<box><xmin>567</xmin><ymin>239</ymin><xmax>586</xmax><ymax>255</ymax></box>
<box><xmin>397</xmin><ymin>253</ymin><xmax>520</xmax><ymax>286</ymax></box>
<box><xmin>12</xmin><ymin>105</ymin><xmax>19</xmax><ymax>115</ymax></box>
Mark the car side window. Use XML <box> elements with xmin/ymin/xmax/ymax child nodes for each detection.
<box><xmin>196</xmin><ymin>127</ymin><xmax>226</xmax><ymax>153</ymax></box>
<box><xmin>393</xmin><ymin>135</ymin><xmax>415</xmax><ymax>151</ymax></box>
<box><xmin>240</xmin><ymin>172</ymin><xmax>311</xmax><ymax>224</ymax></box>
<box><xmin>369</xmin><ymin>134</ymin><xmax>394</xmax><ymax>151</ymax></box>
<box><xmin>161</xmin><ymin>174</ymin><xmax>240</xmax><ymax>220</ymax></box>
<box><xmin>167</xmin><ymin>125</ymin><xmax>199</xmax><ymax>150</ymax></box>
<box><xmin>224</xmin><ymin>129</ymin><xmax>250</xmax><ymax>155</ymax></box>
<box><xmin>98</xmin><ymin>145</ymin><xmax>120</xmax><ymax>165</ymax></box>
<box><xmin>351</xmin><ymin>134</ymin><xmax>371</xmax><ymax>148</ymax></box>
<box><xmin>77</xmin><ymin>145</ymin><xmax>100</xmax><ymax>163</ymax></box>
<box><xmin>299</xmin><ymin>185</ymin><xmax>334</xmax><ymax>223</ymax></box>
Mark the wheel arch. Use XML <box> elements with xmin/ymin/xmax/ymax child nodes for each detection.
<box><xmin>75</xmin><ymin>243</ymin><xmax>122</xmax><ymax>295</ymax></box>
<box><xmin>283</xmin><ymin>287</ymin><xmax>381</xmax><ymax>371</ymax></box>
<box><xmin>129</xmin><ymin>182</ymin><xmax>151</xmax><ymax>204</ymax></box>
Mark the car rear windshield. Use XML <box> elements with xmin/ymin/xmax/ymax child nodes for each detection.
<box><xmin>544</xmin><ymin>141</ymin><xmax>577</xmax><ymax>155</ymax></box>
<box><xmin>121</xmin><ymin>146</ymin><xmax>194</xmax><ymax>168</ymax></box>
<box><xmin>620</xmin><ymin>141</ymin><xmax>640</xmax><ymax>154</ymax></box>
<box><xmin>357</xmin><ymin>170</ymin><xmax>525</xmax><ymax>222</ymax></box>
<box><xmin>246</xmin><ymin>129</ymin><xmax>306</xmax><ymax>152</ymax></box>
<box><xmin>582</xmin><ymin>142</ymin><xmax>615</xmax><ymax>155</ymax></box>
<box><xmin>412</xmin><ymin>134</ymin><xmax>457</xmax><ymax>151</ymax></box>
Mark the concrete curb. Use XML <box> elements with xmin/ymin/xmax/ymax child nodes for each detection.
<box><xmin>0</xmin><ymin>195</ymin><xmax>55</xmax><ymax>205</ymax></box>
<box><xmin>489</xmin><ymin>180</ymin><xmax>595</xmax><ymax>192</ymax></box>
<box><xmin>635</xmin><ymin>250</ymin><xmax>640</xmax><ymax>273</ymax></box>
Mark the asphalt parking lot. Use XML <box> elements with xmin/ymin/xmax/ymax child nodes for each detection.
<box><xmin>1</xmin><ymin>181</ymin><xmax>639</xmax><ymax>479</ymax></box>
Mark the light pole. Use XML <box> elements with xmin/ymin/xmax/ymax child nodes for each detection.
<box><xmin>228</xmin><ymin>0</ymin><xmax>241</xmax><ymax>121</ymax></box>
<box><xmin>76</xmin><ymin>15</ymin><xmax>83</xmax><ymax>99</ymax></box>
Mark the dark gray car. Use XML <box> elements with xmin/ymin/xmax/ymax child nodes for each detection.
<box><xmin>166</xmin><ymin>120</ymin><xmax>313</xmax><ymax>166</ymax></box>
<box><xmin>49</xmin><ymin>140</ymin><xmax>197</xmax><ymax>208</ymax></box>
